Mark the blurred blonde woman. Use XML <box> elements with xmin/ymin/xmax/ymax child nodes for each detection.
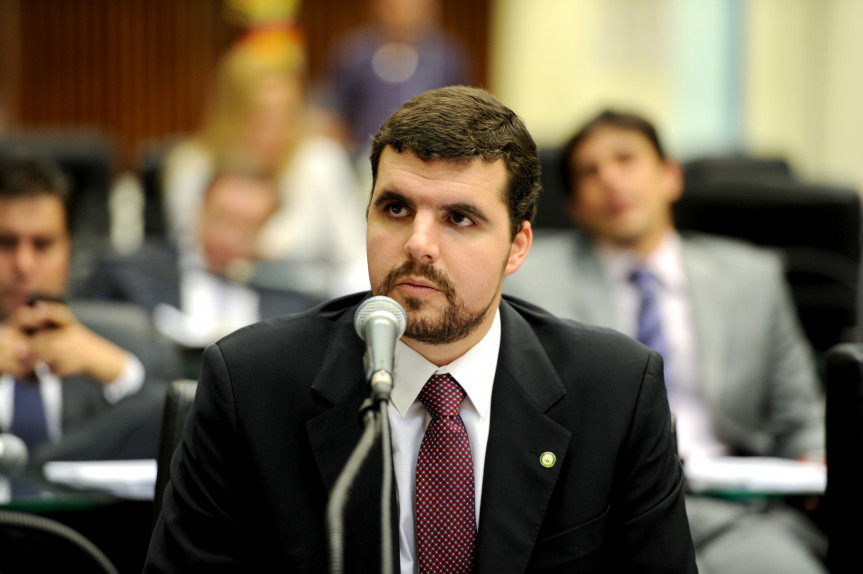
<box><xmin>162</xmin><ymin>28</ymin><xmax>368</xmax><ymax>298</ymax></box>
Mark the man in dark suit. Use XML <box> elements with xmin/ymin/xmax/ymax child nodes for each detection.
<box><xmin>145</xmin><ymin>86</ymin><xmax>696</xmax><ymax>572</ymax></box>
<box><xmin>0</xmin><ymin>156</ymin><xmax>176</xmax><ymax>464</ymax></box>
<box><xmin>88</xmin><ymin>169</ymin><xmax>321</xmax><ymax>348</ymax></box>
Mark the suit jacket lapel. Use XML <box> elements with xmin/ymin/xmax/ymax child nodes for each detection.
<box><xmin>681</xmin><ymin>238</ymin><xmax>729</xmax><ymax>406</ymax></box>
<box><xmin>570</xmin><ymin>233</ymin><xmax>617</xmax><ymax>328</ymax></box>
<box><xmin>475</xmin><ymin>301</ymin><xmax>571</xmax><ymax>573</ymax></box>
<box><xmin>304</xmin><ymin>297</ymin><xmax>573</xmax><ymax>570</ymax></box>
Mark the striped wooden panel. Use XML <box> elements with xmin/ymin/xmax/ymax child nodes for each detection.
<box><xmin>5</xmin><ymin>0</ymin><xmax>488</xmax><ymax>170</ymax></box>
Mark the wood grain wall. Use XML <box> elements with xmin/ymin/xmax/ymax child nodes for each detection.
<box><xmin>0</xmin><ymin>0</ymin><xmax>489</xmax><ymax>171</ymax></box>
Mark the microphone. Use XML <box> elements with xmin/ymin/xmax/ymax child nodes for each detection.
<box><xmin>0</xmin><ymin>434</ymin><xmax>28</xmax><ymax>475</ymax></box>
<box><xmin>354</xmin><ymin>296</ymin><xmax>407</xmax><ymax>401</ymax></box>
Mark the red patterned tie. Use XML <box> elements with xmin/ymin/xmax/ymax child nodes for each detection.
<box><xmin>415</xmin><ymin>373</ymin><xmax>476</xmax><ymax>573</ymax></box>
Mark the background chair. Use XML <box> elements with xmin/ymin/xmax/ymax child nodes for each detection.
<box><xmin>824</xmin><ymin>343</ymin><xmax>863</xmax><ymax>573</ymax></box>
<box><xmin>135</xmin><ymin>135</ymin><xmax>186</xmax><ymax>241</ymax></box>
<box><xmin>532</xmin><ymin>146</ymin><xmax>572</xmax><ymax>230</ymax></box>
<box><xmin>0</xmin><ymin>129</ymin><xmax>115</xmax><ymax>239</ymax></box>
<box><xmin>673</xmin><ymin>173</ymin><xmax>861</xmax><ymax>358</ymax></box>
<box><xmin>152</xmin><ymin>379</ymin><xmax>197</xmax><ymax>525</ymax></box>
<box><xmin>682</xmin><ymin>155</ymin><xmax>794</xmax><ymax>187</ymax></box>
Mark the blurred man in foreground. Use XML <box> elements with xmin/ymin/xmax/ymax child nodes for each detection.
<box><xmin>145</xmin><ymin>87</ymin><xmax>696</xmax><ymax>572</ymax></box>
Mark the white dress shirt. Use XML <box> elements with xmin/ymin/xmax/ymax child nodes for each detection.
<box><xmin>0</xmin><ymin>354</ymin><xmax>145</xmax><ymax>443</ymax></box>
<box><xmin>152</xmin><ymin>249</ymin><xmax>261</xmax><ymax>348</ymax></box>
<box><xmin>389</xmin><ymin>309</ymin><xmax>500</xmax><ymax>574</ymax></box>
<box><xmin>596</xmin><ymin>232</ymin><xmax>728</xmax><ymax>460</ymax></box>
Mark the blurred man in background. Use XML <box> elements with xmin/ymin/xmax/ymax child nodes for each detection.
<box><xmin>90</xmin><ymin>169</ymin><xmax>321</xmax><ymax>351</ymax></box>
<box><xmin>505</xmin><ymin>109</ymin><xmax>826</xmax><ymax>574</ymax></box>
<box><xmin>317</xmin><ymin>0</ymin><xmax>470</xmax><ymax>159</ymax></box>
<box><xmin>0</xmin><ymin>155</ymin><xmax>174</xmax><ymax>465</ymax></box>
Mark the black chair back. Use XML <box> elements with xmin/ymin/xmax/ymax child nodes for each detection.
<box><xmin>824</xmin><ymin>343</ymin><xmax>863</xmax><ymax>573</ymax></box>
<box><xmin>152</xmin><ymin>379</ymin><xmax>197</xmax><ymax>526</ymax></box>
<box><xmin>135</xmin><ymin>135</ymin><xmax>186</xmax><ymax>240</ymax></box>
<box><xmin>674</xmin><ymin>176</ymin><xmax>860</xmax><ymax>355</ymax></box>
<box><xmin>0</xmin><ymin>129</ymin><xmax>115</xmax><ymax>240</ymax></box>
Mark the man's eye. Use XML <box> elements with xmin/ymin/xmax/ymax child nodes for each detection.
<box><xmin>577</xmin><ymin>166</ymin><xmax>596</xmax><ymax>179</ymax></box>
<box><xmin>385</xmin><ymin>203</ymin><xmax>408</xmax><ymax>217</ymax></box>
<box><xmin>450</xmin><ymin>212</ymin><xmax>475</xmax><ymax>228</ymax></box>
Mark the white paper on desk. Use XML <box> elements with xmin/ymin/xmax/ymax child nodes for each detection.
<box><xmin>685</xmin><ymin>456</ymin><xmax>826</xmax><ymax>495</ymax></box>
<box><xmin>42</xmin><ymin>459</ymin><xmax>157</xmax><ymax>500</ymax></box>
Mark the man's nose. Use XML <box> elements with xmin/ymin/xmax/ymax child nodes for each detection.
<box><xmin>13</xmin><ymin>244</ymin><xmax>36</xmax><ymax>276</ymax></box>
<box><xmin>596</xmin><ymin>163</ymin><xmax>626</xmax><ymax>190</ymax></box>
<box><xmin>404</xmin><ymin>212</ymin><xmax>440</xmax><ymax>264</ymax></box>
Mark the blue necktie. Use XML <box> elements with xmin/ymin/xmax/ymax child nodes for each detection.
<box><xmin>631</xmin><ymin>269</ymin><xmax>670</xmax><ymax>385</ymax></box>
<box><xmin>10</xmin><ymin>379</ymin><xmax>49</xmax><ymax>451</ymax></box>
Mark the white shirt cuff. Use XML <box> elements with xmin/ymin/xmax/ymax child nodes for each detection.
<box><xmin>102</xmin><ymin>352</ymin><xmax>145</xmax><ymax>404</ymax></box>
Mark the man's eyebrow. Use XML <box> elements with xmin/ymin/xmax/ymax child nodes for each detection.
<box><xmin>373</xmin><ymin>191</ymin><xmax>489</xmax><ymax>223</ymax></box>
<box><xmin>373</xmin><ymin>190</ymin><xmax>414</xmax><ymax>210</ymax></box>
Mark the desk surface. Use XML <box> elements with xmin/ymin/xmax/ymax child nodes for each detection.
<box><xmin>1</xmin><ymin>468</ymin><xmax>124</xmax><ymax>512</ymax></box>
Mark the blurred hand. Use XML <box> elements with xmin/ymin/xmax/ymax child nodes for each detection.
<box><xmin>19</xmin><ymin>300</ymin><xmax>127</xmax><ymax>385</ymax></box>
<box><xmin>0</xmin><ymin>309</ymin><xmax>37</xmax><ymax>378</ymax></box>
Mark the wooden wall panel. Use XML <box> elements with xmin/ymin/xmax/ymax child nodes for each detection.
<box><xmin>4</xmin><ymin>0</ymin><xmax>489</xmax><ymax>171</ymax></box>
<box><xmin>11</xmin><ymin>0</ymin><xmax>235</xmax><ymax>169</ymax></box>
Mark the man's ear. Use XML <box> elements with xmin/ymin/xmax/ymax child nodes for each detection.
<box><xmin>504</xmin><ymin>221</ymin><xmax>532</xmax><ymax>276</ymax></box>
<box><xmin>665</xmin><ymin>160</ymin><xmax>684</xmax><ymax>203</ymax></box>
<box><xmin>566</xmin><ymin>189</ymin><xmax>584</xmax><ymax>227</ymax></box>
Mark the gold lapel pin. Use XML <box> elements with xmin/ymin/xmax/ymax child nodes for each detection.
<box><xmin>539</xmin><ymin>451</ymin><xmax>556</xmax><ymax>468</ymax></box>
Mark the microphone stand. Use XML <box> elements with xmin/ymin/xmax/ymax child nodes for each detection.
<box><xmin>326</xmin><ymin>370</ymin><xmax>395</xmax><ymax>574</ymax></box>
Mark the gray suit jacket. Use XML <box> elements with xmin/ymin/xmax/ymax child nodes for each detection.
<box><xmin>504</xmin><ymin>230</ymin><xmax>824</xmax><ymax>459</ymax></box>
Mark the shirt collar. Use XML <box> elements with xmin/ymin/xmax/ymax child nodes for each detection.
<box><xmin>390</xmin><ymin>308</ymin><xmax>501</xmax><ymax>420</ymax></box>
<box><xmin>596</xmin><ymin>231</ymin><xmax>687</xmax><ymax>293</ymax></box>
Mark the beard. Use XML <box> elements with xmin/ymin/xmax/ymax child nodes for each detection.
<box><xmin>374</xmin><ymin>260</ymin><xmax>500</xmax><ymax>345</ymax></box>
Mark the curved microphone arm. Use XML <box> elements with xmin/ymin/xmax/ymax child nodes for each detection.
<box><xmin>378</xmin><ymin>399</ymin><xmax>394</xmax><ymax>574</ymax></box>
<box><xmin>326</xmin><ymin>399</ymin><xmax>382</xmax><ymax>574</ymax></box>
<box><xmin>0</xmin><ymin>510</ymin><xmax>118</xmax><ymax>573</ymax></box>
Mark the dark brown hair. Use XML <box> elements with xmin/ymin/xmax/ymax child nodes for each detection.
<box><xmin>369</xmin><ymin>86</ymin><xmax>541</xmax><ymax>239</ymax></box>
<box><xmin>562</xmin><ymin>109</ymin><xmax>666</xmax><ymax>196</ymax></box>
<box><xmin>0</xmin><ymin>155</ymin><xmax>70</xmax><ymax>230</ymax></box>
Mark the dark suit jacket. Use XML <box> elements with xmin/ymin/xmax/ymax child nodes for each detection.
<box><xmin>144</xmin><ymin>293</ymin><xmax>696</xmax><ymax>572</ymax></box>
<box><xmin>29</xmin><ymin>300</ymin><xmax>180</xmax><ymax>464</ymax></box>
<box><xmin>87</xmin><ymin>241</ymin><xmax>322</xmax><ymax>320</ymax></box>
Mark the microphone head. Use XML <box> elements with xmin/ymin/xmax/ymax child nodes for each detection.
<box><xmin>354</xmin><ymin>296</ymin><xmax>407</xmax><ymax>340</ymax></box>
<box><xmin>0</xmin><ymin>434</ymin><xmax>29</xmax><ymax>475</ymax></box>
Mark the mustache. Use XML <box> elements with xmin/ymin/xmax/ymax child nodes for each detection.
<box><xmin>380</xmin><ymin>261</ymin><xmax>456</xmax><ymax>302</ymax></box>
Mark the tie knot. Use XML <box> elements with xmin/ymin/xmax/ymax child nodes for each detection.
<box><xmin>630</xmin><ymin>268</ymin><xmax>659</xmax><ymax>293</ymax></box>
<box><xmin>419</xmin><ymin>373</ymin><xmax>465</xmax><ymax>419</ymax></box>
